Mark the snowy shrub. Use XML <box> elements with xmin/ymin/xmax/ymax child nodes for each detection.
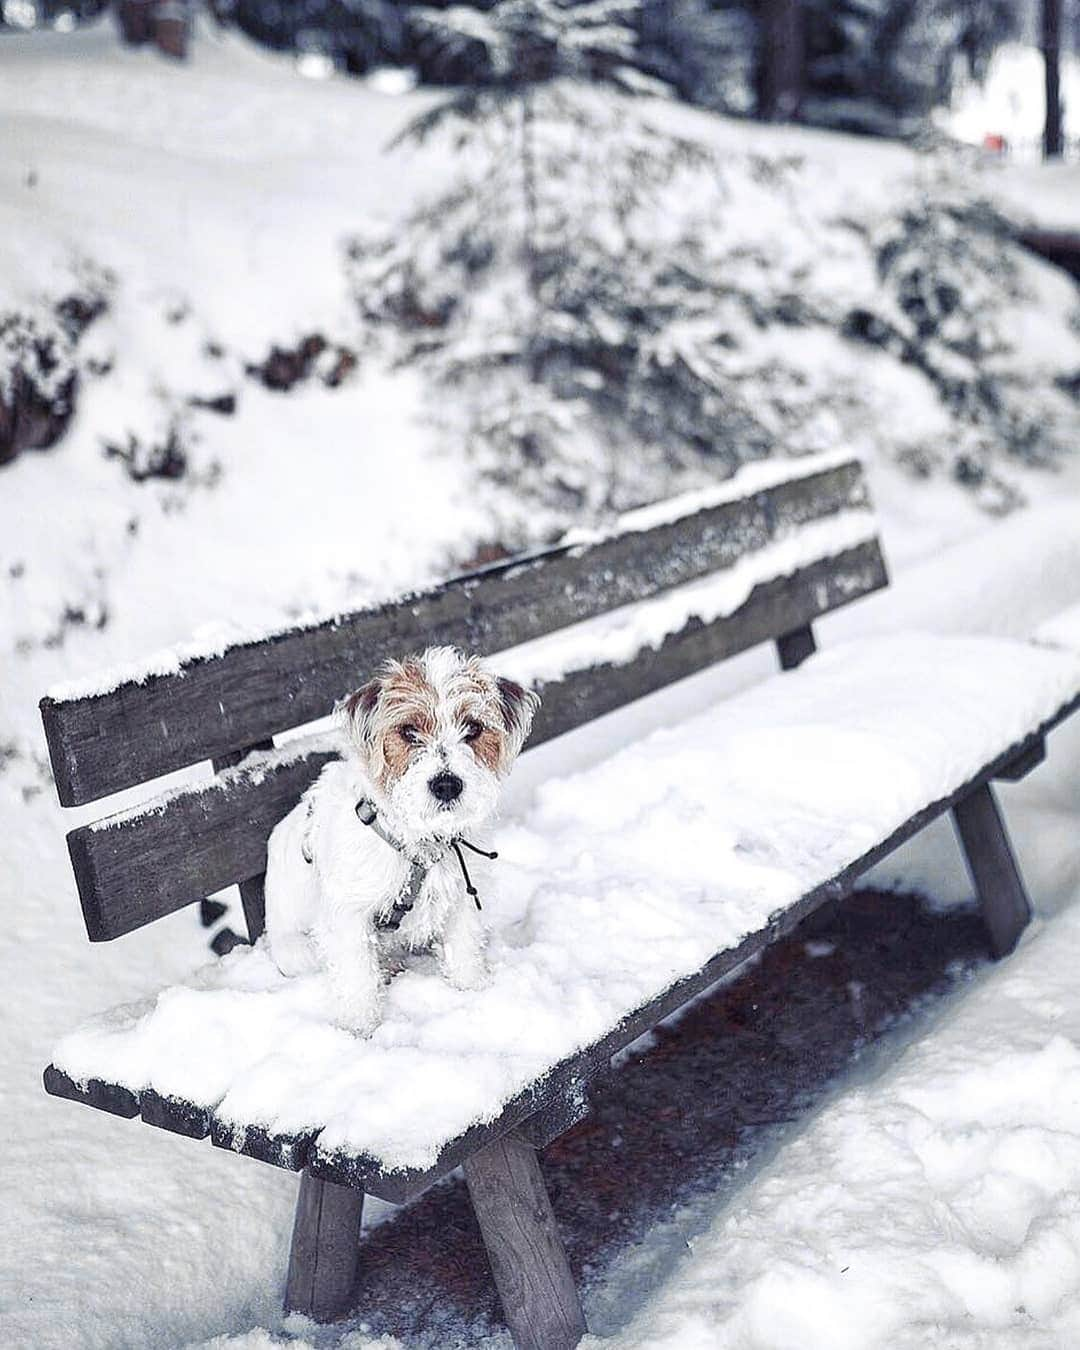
<box><xmin>0</xmin><ymin>311</ymin><xmax>80</xmax><ymax>466</ymax></box>
<box><xmin>842</xmin><ymin>181</ymin><xmax>1078</xmax><ymax>512</ymax></box>
<box><xmin>245</xmin><ymin>333</ymin><xmax>359</xmax><ymax>392</ymax></box>
<box><xmin>103</xmin><ymin>427</ymin><xmax>190</xmax><ymax>483</ymax></box>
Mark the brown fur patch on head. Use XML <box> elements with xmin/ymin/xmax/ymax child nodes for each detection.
<box><xmin>371</xmin><ymin>658</ymin><xmax>438</xmax><ymax>788</ymax></box>
<box><xmin>469</xmin><ymin>723</ymin><xmax>505</xmax><ymax>775</ymax></box>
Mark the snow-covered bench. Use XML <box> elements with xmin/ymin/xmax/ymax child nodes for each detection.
<box><xmin>40</xmin><ymin>450</ymin><xmax>1080</xmax><ymax>1350</ymax></box>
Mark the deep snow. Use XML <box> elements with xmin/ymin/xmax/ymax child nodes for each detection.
<box><xmin>3</xmin><ymin>22</ymin><xmax>1080</xmax><ymax>1350</ymax></box>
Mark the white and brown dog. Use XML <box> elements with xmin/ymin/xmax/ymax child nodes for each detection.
<box><xmin>264</xmin><ymin>646</ymin><xmax>539</xmax><ymax>1035</ymax></box>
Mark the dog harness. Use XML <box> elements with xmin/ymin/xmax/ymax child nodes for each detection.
<box><xmin>300</xmin><ymin>795</ymin><xmax>496</xmax><ymax>933</ymax></box>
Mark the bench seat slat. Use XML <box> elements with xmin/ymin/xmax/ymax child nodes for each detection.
<box><xmin>65</xmin><ymin>541</ymin><xmax>886</xmax><ymax>942</ymax></box>
<box><xmin>42</xmin><ymin>456</ymin><xmax>870</xmax><ymax>806</ymax></box>
<box><xmin>45</xmin><ymin>636</ymin><xmax>1080</xmax><ymax>1202</ymax></box>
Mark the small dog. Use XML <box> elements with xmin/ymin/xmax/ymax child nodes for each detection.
<box><xmin>264</xmin><ymin>646</ymin><xmax>539</xmax><ymax>1035</ymax></box>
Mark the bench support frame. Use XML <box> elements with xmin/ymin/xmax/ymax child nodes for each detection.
<box><xmin>952</xmin><ymin>782</ymin><xmax>1032</xmax><ymax>958</ymax></box>
<box><xmin>284</xmin><ymin>1171</ymin><xmax>365</xmax><ymax>1322</ymax></box>
<box><xmin>776</xmin><ymin>623</ymin><xmax>817</xmax><ymax>672</ymax></box>
<box><xmin>463</xmin><ymin>1131</ymin><xmax>586</xmax><ymax>1350</ymax></box>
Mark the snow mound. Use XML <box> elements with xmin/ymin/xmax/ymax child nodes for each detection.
<box><xmin>52</xmin><ymin>633</ymin><xmax>1080</xmax><ymax>1174</ymax></box>
<box><xmin>603</xmin><ymin>903</ymin><xmax>1080</xmax><ymax>1350</ymax></box>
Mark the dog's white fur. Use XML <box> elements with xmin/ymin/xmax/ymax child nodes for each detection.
<box><xmin>264</xmin><ymin>646</ymin><xmax>539</xmax><ymax>1036</ymax></box>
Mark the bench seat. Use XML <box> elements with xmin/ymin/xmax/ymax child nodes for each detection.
<box><xmin>50</xmin><ymin>631</ymin><xmax>1080</xmax><ymax>1198</ymax></box>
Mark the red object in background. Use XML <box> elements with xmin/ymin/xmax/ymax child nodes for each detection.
<box><xmin>983</xmin><ymin>133</ymin><xmax>1008</xmax><ymax>155</ymax></box>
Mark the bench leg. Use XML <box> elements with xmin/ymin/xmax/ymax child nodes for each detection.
<box><xmin>952</xmin><ymin>783</ymin><xmax>1032</xmax><ymax>959</ymax></box>
<box><xmin>284</xmin><ymin>1171</ymin><xmax>364</xmax><ymax>1321</ymax></box>
<box><xmin>464</xmin><ymin>1132</ymin><xmax>586</xmax><ymax>1350</ymax></box>
<box><xmin>776</xmin><ymin>624</ymin><xmax>817</xmax><ymax>672</ymax></box>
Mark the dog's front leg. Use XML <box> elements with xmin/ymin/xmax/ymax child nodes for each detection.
<box><xmin>437</xmin><ymin>900</ymin><xmax>491</xmax><ymax>992</ymax></box>
<box><xmin>315</xmin><ymin>914</ymin><xmax>384</xmax><ymax>1037</ymax></box>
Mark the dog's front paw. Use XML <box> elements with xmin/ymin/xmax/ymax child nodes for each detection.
<box><xmin>332</xmin><ymin>1000</ymin><xmax>383</xmax><ymax>1038</ymax></box>
<box><xmin>442</xmin><ymin>953</ymin><xmax>492</xmax><ymax>993</ymax></box>
<box><xmin>269</xmin><ymin>931</ymin><xmax>321</xmax><ymax>978</ymax></box>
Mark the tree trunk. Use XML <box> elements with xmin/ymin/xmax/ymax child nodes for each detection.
<box><xmin>114</xmin><ymin>0</ymin><xmax>156</xmax><ymax>44</ymax></box>
<box><xmin>1043</xmin><ymin>0</ymin><xmax>1064</xmax><ymax>159</ymax></box>
<box><xmin>758</xmin><ymin>0</ymin><xmax>804</xmax><ymax>122</ymax></box>
<box><xmin>154</xmin><ymin>0</ymin><xmax>190</xmax><ymax>60</ymax></box>
<box><xmin>520</xmin><ymin>88</ymin><xmax>543</xmax><ymax>378</ymax></box>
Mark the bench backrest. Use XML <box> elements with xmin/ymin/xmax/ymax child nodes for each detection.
<box><xmin>40</xmin><ymin>451</ymin><xmax>887</xmax><ymax>944</ymax></box>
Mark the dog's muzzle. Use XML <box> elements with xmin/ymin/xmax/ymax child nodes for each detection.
<box><xmin>428</xmin><ymin>771</ymin><xmax>463</xmax><ymax>804</ymax></box>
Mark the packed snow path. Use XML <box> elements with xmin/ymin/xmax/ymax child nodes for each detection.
<box><xmin>52</xmin><ymin>633</ymin><xmax>1080</xmax><ymax>1175</ymax></box>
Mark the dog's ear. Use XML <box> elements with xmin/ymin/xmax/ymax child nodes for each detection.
<box><xmin>495</xmin><ymin>676</ymin><xmax>540</xmax><ymax>759</ymax></box>
<box><xmin>339</xmin><ymin>677</ymin><xmax>382</xmax><ymax>747</ymax></box>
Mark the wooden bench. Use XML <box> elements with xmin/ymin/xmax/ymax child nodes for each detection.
<box><xmin>40</xmin><ymin>450</ymin><xmax>1080</xmax><ymax>1350</ymax></box>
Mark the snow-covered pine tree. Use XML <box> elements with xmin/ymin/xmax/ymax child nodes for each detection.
<box><xmin>403</xmin><ymin>0</ymin><xmax>643</xmax><ymax>311</ymax></box>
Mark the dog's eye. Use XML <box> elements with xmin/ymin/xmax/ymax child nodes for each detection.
<box><xmin>463</xmin><ymin>720</ymin><xmax>484</xmax><ymax>743</ymax></box>
<box><xmin>398</xmin><ymin>724</ymin><xmax>421</xmax><ymax>745</ymax></box>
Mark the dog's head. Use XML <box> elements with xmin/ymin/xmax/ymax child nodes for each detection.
<box><xmin>339</xmin><ymin>646</ymin><xmax>539</xmax><ymax>838</ymax></box>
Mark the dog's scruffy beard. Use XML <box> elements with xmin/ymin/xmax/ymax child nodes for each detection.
<box><xmin>342</xmin><ymin>645</ymin><xmax>538</xmax><ymax>845</ymax></box>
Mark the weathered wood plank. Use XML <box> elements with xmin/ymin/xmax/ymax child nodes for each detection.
<box><xmin>67</xmin><ymin>744</ymin><xmax>338</xmax><ymax>942</ymax></box>
<box><xmin>42</xmin><ymin>460</ymin><xmax>872</xmax><ymax>805</ymax></box>
<box><xmin>210</xmin><ymin>1116</ymin><xmax>317</xmax><ymax>1172</ymax></box>
<box><xmin>993</xmin><ymin>736</ymin><xmax>1046</xmax><ymax>782</ymax></box>
<box><xmin>140</xmin><ymin>1089</ymin><xmax>210</xmax><ymax>1139</ymax></box>
<box><xmin>42</xmin><ymin>1064</ymin><xmax>139</xmax><ymax>1118</ymax></box>
<box><xmin>463</xmin><ymin>1134</ymin><xmax>586</xmax><ymax>1350</ymax></box>
<box><xmin>952</xmin><ymin>784</ymin><xmax>1032</xmax><ymax>958</ymax></box>
<box><xmin>284</xmin><ymin>1172</ymin><xmax>365</xmax><ymax>1322</ymax></box>
<box><xmin>64</xmin><ymin>543</ymin><xmax>886</xmax><ymax>942</ymax></box>
<box><xmin>517</xmin><ymin>1085</ymin><xmax>591</xmax><ymax>1150</ymax></box>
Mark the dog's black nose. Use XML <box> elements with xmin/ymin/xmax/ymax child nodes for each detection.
<box><xmin>429</xmin><ymin>771</ymin><xmax>464</xmax><ymax>803</ymax></box>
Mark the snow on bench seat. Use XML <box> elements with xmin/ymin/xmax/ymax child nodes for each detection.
<box><xmin>51</xmin><ymin>633</ymin><xmax>1080</xmax><ymax>1178</ymax></box>
<box><xmin>1036</xmin><ymin>601</ymin><xmax>1080</xmax><ymax>654</ymax></box>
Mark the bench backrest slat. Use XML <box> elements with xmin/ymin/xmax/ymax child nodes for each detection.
<box><xmin>42</xmin><ymin>456</ymin><xmax>870</xmax><ymax>807</ymax></box>
<box><xmin>66</xmin><ymin>538</ymin><xmax>886</xmax><ymax>940</ymax></box>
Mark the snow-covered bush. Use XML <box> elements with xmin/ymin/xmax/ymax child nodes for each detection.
<box><xmin>0</xmin><ymin>311</ymin><xmax>80</xmax><ymax>466</ymax></box>
<box><xmin>843</xmin><ymin>180</ymin><xmax>1077</xmax><ymax>512</ymax></box>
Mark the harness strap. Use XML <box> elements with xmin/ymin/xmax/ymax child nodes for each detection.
<box><xmin>318</xmin><ymin>797</ymin><xmax>498</xmax><ymax>931</ymax></box>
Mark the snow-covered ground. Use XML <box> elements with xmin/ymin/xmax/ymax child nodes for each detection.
<box><xmin>3</xmin><ymin>22</ymin><xmax>1080</xmax><ymax>1350</ymax></box>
